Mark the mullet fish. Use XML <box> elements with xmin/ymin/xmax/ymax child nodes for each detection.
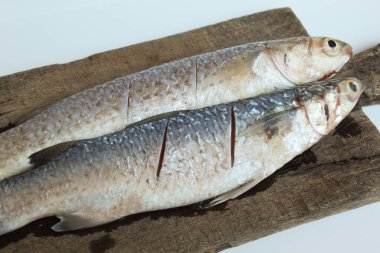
<box><xmin>0</xmin><ymin>77</ymin><xmax>363</xmax><ymax>235</ymax></box>
<box><xmin>0</xmin><ymin>37</ymin><xmax>352</xmax><ymax>180</ymax></box>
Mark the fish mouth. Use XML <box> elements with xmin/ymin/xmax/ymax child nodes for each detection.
<box><xmin>344</xmin><ymin>43</ymin><xmax>353</xmax><ymax>58</ymax></box>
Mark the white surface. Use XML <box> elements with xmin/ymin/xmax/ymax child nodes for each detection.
<box><xmin>1</xmin><ymin>1</ymin><xmax>379</xmax><ymax>252</ymax></box>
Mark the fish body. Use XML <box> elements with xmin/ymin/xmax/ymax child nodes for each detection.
<box><xmin>0</xmin><ymin>78</ymin><xmax>363</xmax><ymax>235</ymax></box>
<box><xmin>0</xmin><ymin>37</ymin><xmax>352</xmax><ymax>180</ymax></box>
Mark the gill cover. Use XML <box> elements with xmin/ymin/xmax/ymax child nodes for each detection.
<box><xmin>269</xmin><ymin>37</ymin><xmax>352</xmax><ymax>84</ymax></box>
<box><xmin>301</xmin><ymin>78</ymin><xmax>364</xmax><ymax>136</ymax></box>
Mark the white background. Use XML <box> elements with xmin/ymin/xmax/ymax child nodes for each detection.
<box><xmin>1</xmin><ymin>1</ymin><xmax>379</xmax><ymax>252</ymax></box>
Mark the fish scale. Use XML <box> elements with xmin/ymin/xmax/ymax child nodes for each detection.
<box><xmin>0</xmin><ymin>77</ymin><xmax>363</xmax><ymax>235</ymax></box>
<box><xmin>0</xmin><ymin>37</ymin><xmax>352</xmax><ymax>180</ymax></box>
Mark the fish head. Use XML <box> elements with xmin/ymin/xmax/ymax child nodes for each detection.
<box><xmin>299</xmin><ymin>78</ymin><xmax>364</xmax><ymax>135</ymax></box>
<box><xmin>269</xmin><ymin>37</ymin><xmax>352</xmax><ymax>84</ymax></box>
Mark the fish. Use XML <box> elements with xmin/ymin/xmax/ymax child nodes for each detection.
<box><xmin>0</xmin><ymin>37</ymin><xmax>352</xmax><ymax>180</ymax></box>
<box><xmin>0</xmin><ymin>77</ymin><xmax>363</xmax><ymax>235</ymax></box>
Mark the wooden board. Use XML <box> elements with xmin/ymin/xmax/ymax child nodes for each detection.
<box><xmin>0</xmin><ymin>7</ymin><xmax>380</xmax><ymax>253</ymax></box>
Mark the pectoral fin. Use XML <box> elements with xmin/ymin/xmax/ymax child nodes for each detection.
<box><xmin>52</xmin><ymin>212</ymin><xmax>113</xmax><ymax>232</ymax></box>
<box><xmin>199</xmin><ymin>179</ymin><xmax>259</xmax><ymax>209</ymax></box>
<box><xmin>29</xmin><ymin>141</ymin><xmax>78</xmax><ymax>168</ymax></box>
<box><xmin>200</xmin><ymin>110</ymin><xmax>298</xmax><ymax>210</ymax></box>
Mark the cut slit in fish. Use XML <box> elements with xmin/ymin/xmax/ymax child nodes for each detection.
<box><xmin>199</xmin><ymin>109</ymin><xmax>295</xmax><ymax>209</ymax></box>
<box><xmin>0</xmin><ymin>78</ymin><xmax>363</xmax><ymax>235</ymax></box>
<box><xmin>0</xmin><ymin>37</ymin><xmax>353</xmax><ymax>181</ymax></box>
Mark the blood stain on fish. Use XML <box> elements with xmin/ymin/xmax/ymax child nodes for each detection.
<box><xmin>324</xmin><ymin>104</ymin><xmax>329</xmax><ymax>121</ymax></box>
<box><xmin>264</xmin><ymin>124</ymin><xmax>279</xmax><ymax>141</ymax></box>
<box><xmin>318</xmin><ymin>71</ymin><xmax>337</xmax><ymax>81</ymax></box>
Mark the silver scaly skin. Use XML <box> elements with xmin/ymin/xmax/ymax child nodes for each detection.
<box><xmin>0</xmin><ymin>77</ymin><xmax>363</xmax><ymax>235</ymax></box>
<box><xmin>0</xmin><ymin>37</ymin><xmax>352</xmax><ymax>180</ymax></box>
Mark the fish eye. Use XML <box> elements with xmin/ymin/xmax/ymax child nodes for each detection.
<box><xmin>328</xmin><ymin>40</ymin><xmax>336</xmax><ymax>48</ymax></box>
<box><xmin>349</xmin><ymin>81</ymin><xmax>357</xmax><ymax>92</ymax></box>
<box><xmin>322</xmin><ymin>38</ymin><xmax>341</xmax><ymax>56</ymax></box>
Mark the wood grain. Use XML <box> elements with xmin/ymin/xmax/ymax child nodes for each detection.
<box><xmin>1</xmin><ymin>7</ymin><xmax>380</xmax><ymax>253</ymax></box>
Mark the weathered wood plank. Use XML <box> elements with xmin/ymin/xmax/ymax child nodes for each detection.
<box><xmin>1</xmin><ymin>7</ymin><xmax>380</xmax><ymax>253</ymax></box>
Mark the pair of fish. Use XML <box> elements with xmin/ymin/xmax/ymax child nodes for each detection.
<box><xmin>0</xmin><ymin>37</ymin><xmax>363</xmax><ymax>235</ymax></box>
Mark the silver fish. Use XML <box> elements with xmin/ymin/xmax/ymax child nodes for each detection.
<box><xmin>0</xmin><ymin>77</ymin><xmax>363</xmax><ymax>235</ymax></box>
<box><xmin>0</xmin><ymin>37</ymin><xmax>352</xmax><ymax>180</ymax></box>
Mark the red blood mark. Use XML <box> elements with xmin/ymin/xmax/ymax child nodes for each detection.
<box><xmin>294</xmin><ymin>97</ymin><xmax>302</xmax><ymax>107</ymax></box>
<box><xmin>230</xmin><ymin>107</ymin><xmax>236</xmax><ymax>168</ymax></box>
<box><xmin>318</xmin><ymin>71</ymin><xmax>337</xmax><ymax>81</ymax></box>
<box><xmin>324</xmin><ymin>104</ymin><xmax>330</xmax><ymax>122</ymax></box>
<box><xmin>156</xmin><ymin>123</ymin><xmax>168</xmax><ymax>179</ymax></box>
